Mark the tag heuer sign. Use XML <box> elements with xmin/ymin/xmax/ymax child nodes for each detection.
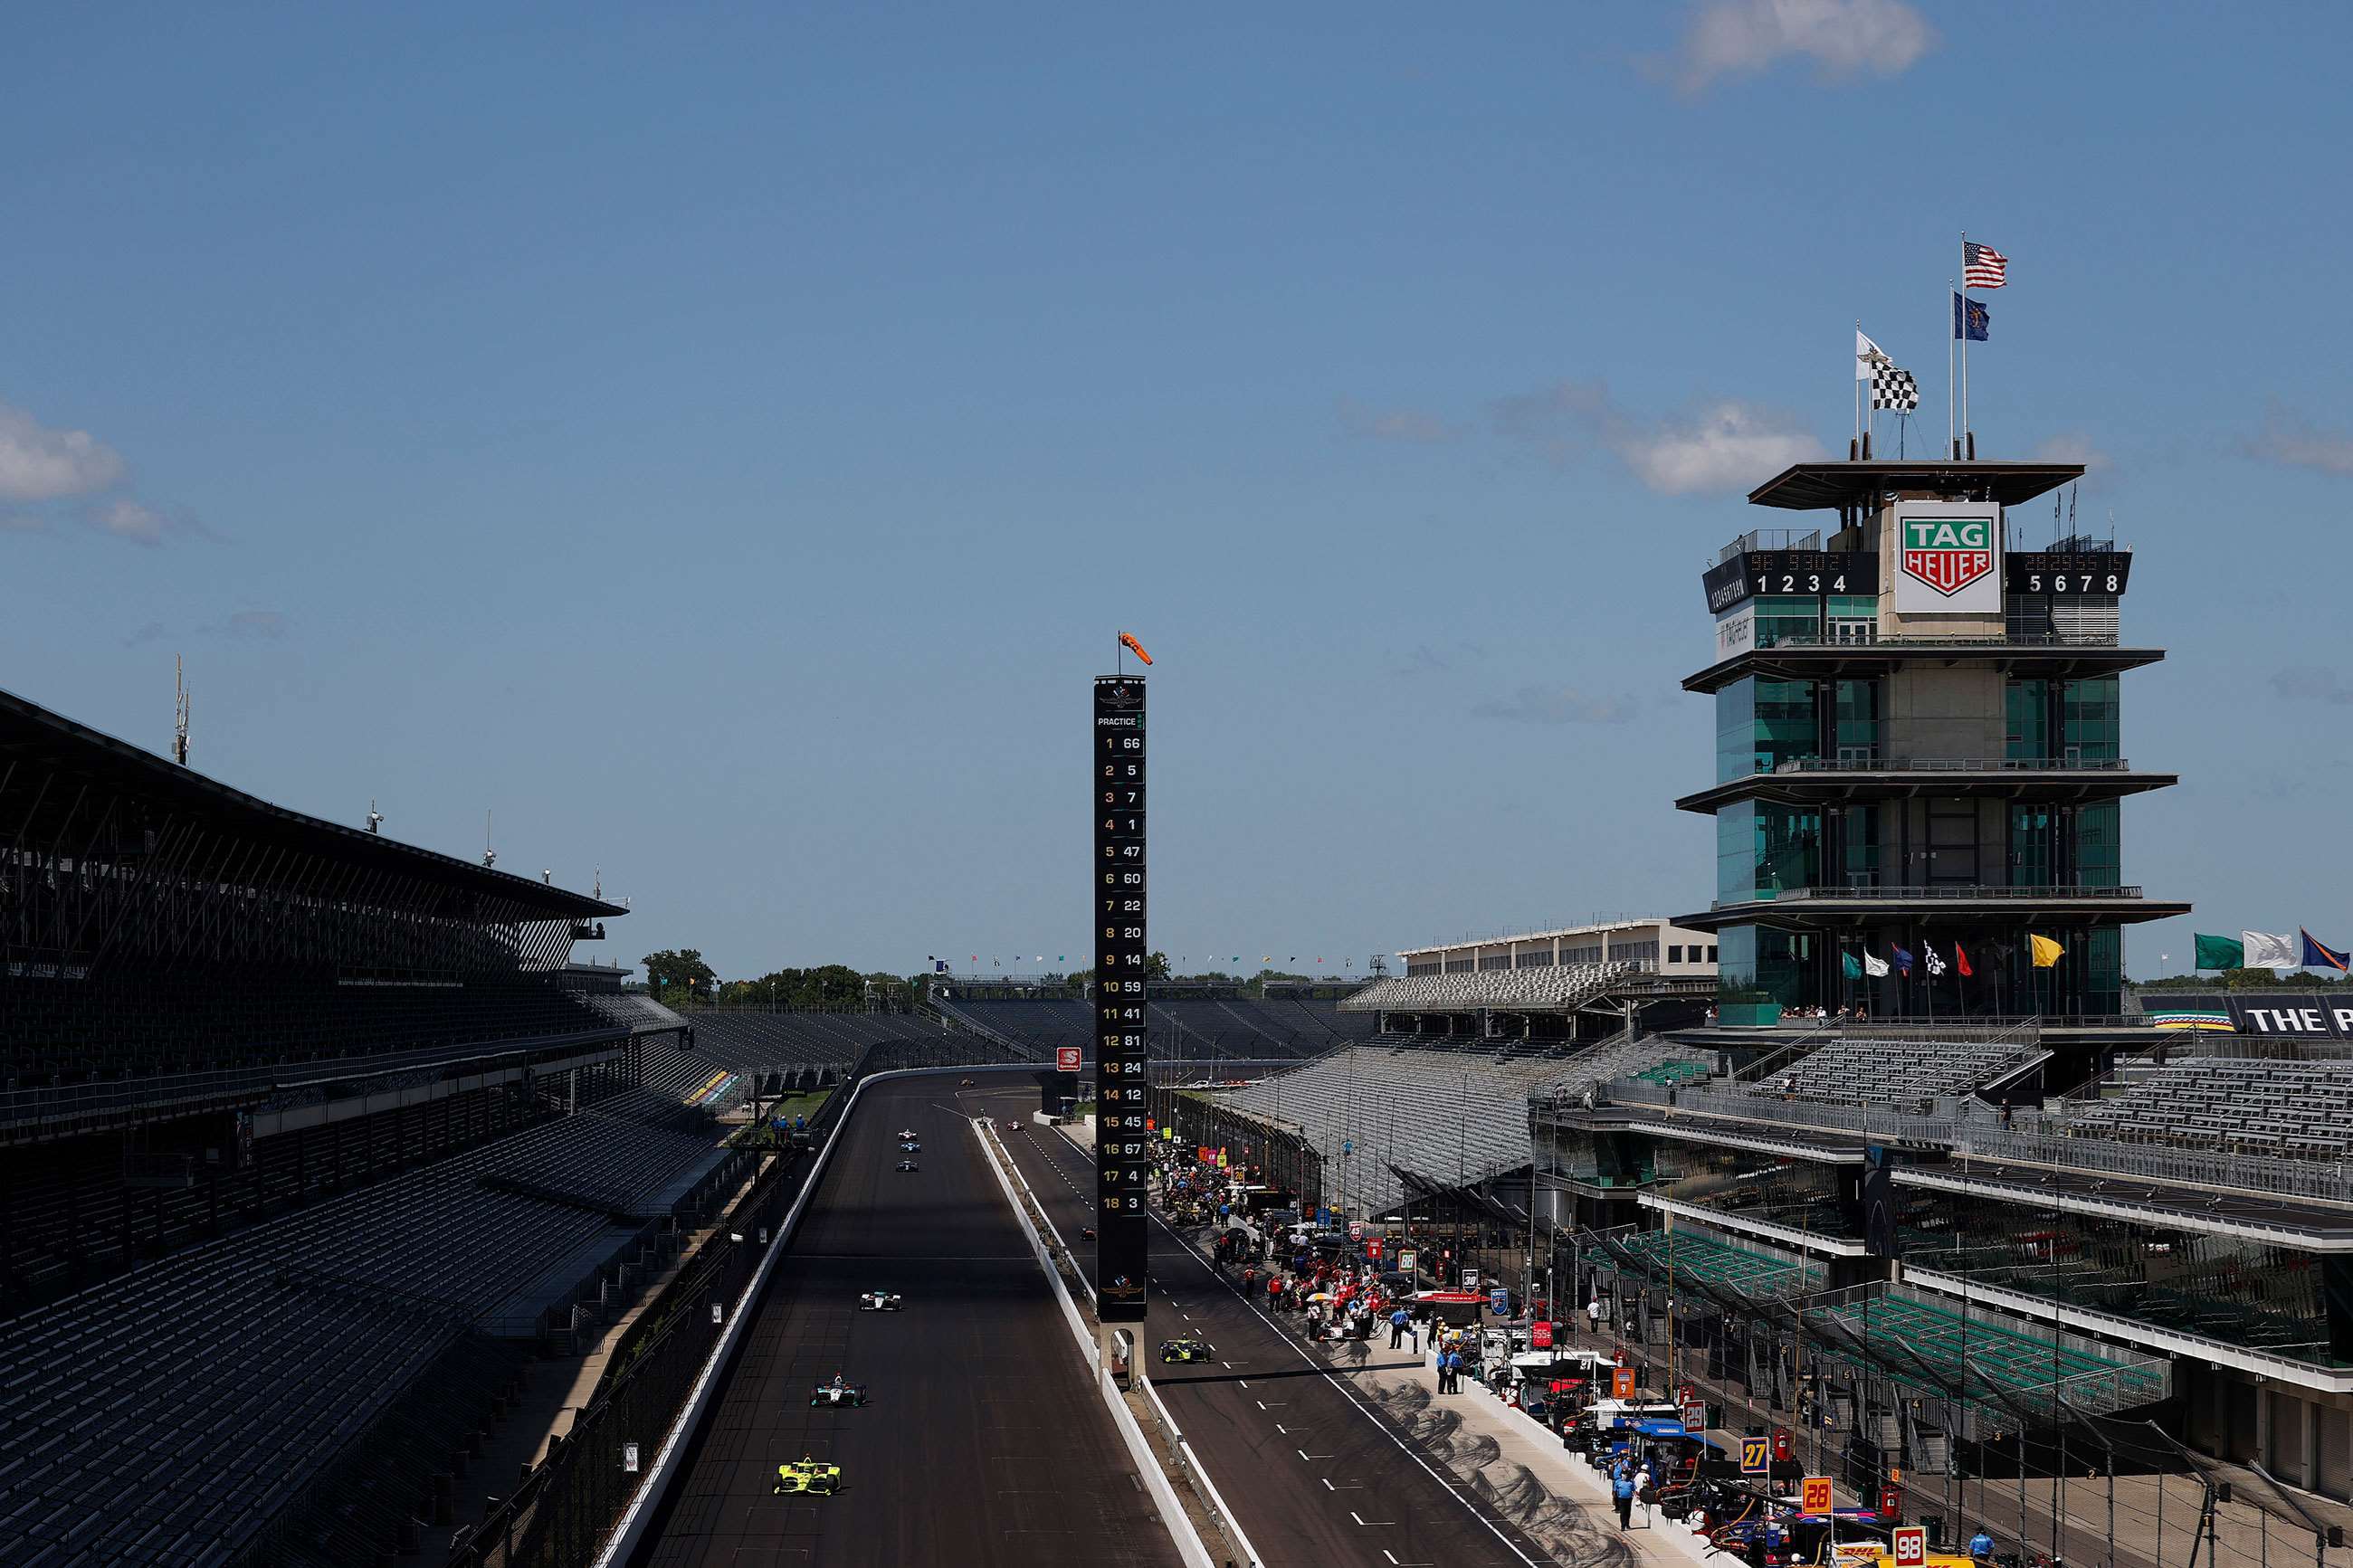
<box><xmin>1891</xmin><ymin>501</ymin><xmax>2003</xmax><ymax>614</ymax></box>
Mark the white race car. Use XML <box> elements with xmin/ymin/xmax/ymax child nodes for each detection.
<box><xmin>857</xmin><ymin>1290</ymin><xmax>904</xmax><ymax>1312</ymax></box>
<box><xmin>897</xmin><ymin>1128</ymin><xmax>917</xmax><ymax>1140</ymax></box>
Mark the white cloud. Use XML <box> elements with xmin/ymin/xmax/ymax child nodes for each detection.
<box><xmin>1668</xmin><ymin>0</ymin><xmax>1938</xmax><ymax>94</ymax></box>
<box><xmin>0</xmin><ymin>402</ymin><xmax>127</xmax><ymax>502</ymax></box>
<box><xmin>1472</xmin><ymin>686</ymin><xmax>1641</xmax><ymax>726</ymax></box>
<box><xmin>1490</xmin><ymin>378</ymin><xmax>1824</xmax><ymax>495</ymax></box>
<box><xmin>1617</xmin><ymin>402</ymin><xmax>1826</xmax><ymax>494</ymax></box>
<box><xmin>2245</xmin><ymin>404</ymin><xmax>2353</xmax><ymax>478</ymax></box>
<box><xmin>2030</xmin><ymin>432</ymin><xmax>2111</xmax><ymax>474</ymax></box>
<box><xmin>87</xmin><ymin>497</ymin><xmax>176</xmax><ymax>546</ymax></box>
<box><xmin>1338</xmin><ymin>396</ymin><xmax>1461</xmax><ymax>445</ymax></box>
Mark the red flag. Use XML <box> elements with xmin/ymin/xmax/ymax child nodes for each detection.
<box><xmin>1119</xmin><ymin>632</ymin><xmax>1154</xmax><ymax>666</ymax></box>
<box><xmin>1955</xmin><ymin>942</ymin><xmax>1974</xmax><ymax>978</ymax></box>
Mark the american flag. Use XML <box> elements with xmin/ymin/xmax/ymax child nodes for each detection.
<box><xmin>1964</xmin><ymin>242</ymin><xmax>2008</xmax><ymax>290</ymax></box>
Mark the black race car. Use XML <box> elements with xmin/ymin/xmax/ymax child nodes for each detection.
<box><xmin>809</xmin><ymin>1377</ymin><xmax>869</xmax><ymax>1408</ymax></box>
<box><xmin>856</xmin><ymin>1290</ymin><xmax>903</xmax><ymax>1312</ymax></box>
<box><xmin>1158</xmin><ymin>1338</ymin><xmax>1215</xmax><ymax>1364</ymax></box>
<box><xmin>895</xmin><ymin>1159</ymin><xmax>919</xmax><ymax>1173</ymax></box>
<box><xmin>900</xmin><ymin>1139</ymin><xmax>921</xmax><ymax>1152</ymax></box>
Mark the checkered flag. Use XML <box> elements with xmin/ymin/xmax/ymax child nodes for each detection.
<box><xmin>1870</xmin><ymin>364</ymin><xmax>1920</xmax><ymax>413</ymax></box>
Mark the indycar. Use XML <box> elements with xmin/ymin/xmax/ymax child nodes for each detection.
<box><xmin>809</xmin><ymin>1376</ymin><xmax>870</xmax><ymax>1408</ymax></box>
<box><xmin>958</xmin><ymin>1077</ymin><xmax>975</xmax><ymax>1087</ymax></box>
<box><xmin>1158</xmin><ymin>1337</ymin><xmax>1215</xmax><ymax>1364</ymax></box>
<box><xmin>900</xmin><ymin>1139</ymin><xmax>921</xmax><ymax>1152</ymax></box>
<box><xmin>856</xmin><ymin>1290</ymin><xmax>903</xmax><ymax>1312</ymax></box>
<box><xmin>773</xmin><ymin>1457</ymin><xmax>842</xmax><ymax>1496</ymax></box>
<box><xmin>896</xmin><ymin>1159</ymin><xmax>919</xmax><ymax>1173</ymax></box>
<box><xmin>897</xmin><ymin>1128</ymin><xmax>918</xmax><ymax>1140</ymax></box>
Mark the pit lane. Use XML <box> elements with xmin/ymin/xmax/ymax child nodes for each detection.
<box><xmin>630</xmin><ymin>1075</ymin><xmax>1186</xmax><ymax>1568</ymax></box>
<box><xmin>981</xmin><ymin>1089</ymin><xmax>1558</xmax><ymax>1568</ymax></box>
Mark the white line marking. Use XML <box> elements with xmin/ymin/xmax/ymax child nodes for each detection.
<box><xmin>1142</xmin><ymin>1206</ymin><xmax>1546</xmax><ymax>1568</ymax></box>
<box><xmin>1350</xmin><ymin>1510</ymin><xmax>1395</xmax><ymax>1526</ymax></box>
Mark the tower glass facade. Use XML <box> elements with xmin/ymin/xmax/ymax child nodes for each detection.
<box><xmin>1681</xmin><ymin>462</ymin><xmax>2180</xmax><ymax>1021</ymax></box>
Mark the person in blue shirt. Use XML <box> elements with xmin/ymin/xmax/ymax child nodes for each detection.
<box><xmin>1612</xmin><ymin>1467</ymin><xmax>1635</xmax><ymax>1529</ymax></box>
<box><xmin>1969</xmin><ymin>1529</ymin><xmax>1996</xmax><ymax>1563</ymax></box>
<box><xmin>1388</xmin><ymin>1307</ymin><xmax>1411</xmax><ymax>1350</ymax></box>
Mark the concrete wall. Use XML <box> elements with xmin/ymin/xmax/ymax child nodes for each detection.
<box><xmin>1882</xmin><ymin>662</ymin><xmax>2005</xmax><ymax>763</ymax></box>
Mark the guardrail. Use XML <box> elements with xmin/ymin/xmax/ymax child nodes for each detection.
<box><xmin>1714</xmin><ymin>883</ymin><xmax>2144</xmax><ymax>908</ymax></box>
<box><xmin>1764</xmin><ymin>755</ymin><xmax>2132</xmax><ymax>774</ymax></box>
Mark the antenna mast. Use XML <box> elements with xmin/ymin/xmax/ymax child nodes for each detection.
<box><xmin>482</xmin><ymin>810</ymin><xmax>496</xmax><ymax>869</ymax></box>
<box><xmin>173</xmin><ymin>657</ymin><xmax>190</xmax><ymax>766</ymax></box>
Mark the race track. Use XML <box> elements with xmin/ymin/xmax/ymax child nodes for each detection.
<box><xmin>984</xmin><ymin>1089</ymin><xmax>1560</xmax><ymax>1568</ymax></box>
<box><xmin>632</xmin><ymin>1075</ymin><xmax>1186</xmax><ymax>1568</ymax></box>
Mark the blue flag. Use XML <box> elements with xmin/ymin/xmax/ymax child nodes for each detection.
<box><xmin>1891</xmin><ymin>944</ymin><xmax>1914</xmax><ymax>977</ymax></box>
<box><xmin>2302</xmin><ymin>928</ymin><xmax>2351</xmax><ymax>974</ymax></box>
<box><xmin>1953</xmin><ymin>292</ymin><xmax>1989</xmax><ymax>342</ymax></box>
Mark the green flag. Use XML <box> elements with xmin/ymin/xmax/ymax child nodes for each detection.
<box><xmin>2193</xmin><ymin>933</ymin><xmax>2244</xmax><ymax>971</ymax></box>
<box><xmin>1841</xmin><ymin>951</ymin><xmax>1862</xmax><ymax>980</ymax></box>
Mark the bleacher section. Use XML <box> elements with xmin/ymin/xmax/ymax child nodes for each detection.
<box><xmin>1339</xmin><ymin>962</ymin><xmax>1634</xmax><ymax>1013</ymax></box>
<box><xmin>1538</xmin><ymin>1034</ymin><xmax>1717</xmax><ymax>1104</ymax></box>
<box><xmin>2067</xmin><ymin>1058</ymin><xmax>2353</xmax><ymax>1159</ymax></box>
<box><xmin>1748</xmin><ymin>1034</ymin><xmax>2046</xmax><ymax>1107</ymax></box>
<box><xmin>0</xmin><ymin>1091</ymin><xmax>734</xmax><ymax>1565</ymax></box>
<box><xmin>579</xmin><ymin>992</ymin><xmax>690</xmax><ymax>1036</ymax></box>
<box><xmin>0</xmin><ymin>969</ymin><xmax>614</xmax><ymax>1088</ymax></box>
<box><xmin>0</xmin><ymin>1079</ymin><xmax>557</xmax><ymax>1316</ymax></box>
<box><xmin>1811</xmin><ymin>1288</ymin><xmax>2168</xmax><ymax>1415</ymax></box>
<box><xmin>684</xmin><ymin>1010</ymin><xmax>959</xmax><ymax>1070</ymax></box>
<box><xmin>1611</xmin><ymin>1225</ymin><xmax>1824</xmax><ymax>1298</ymax></box>
<box><xmin>933</xmin><ymin>993</ymin><xmax>1364</xmax><ymax>1060</ymax></box>
<box><xmin>1212</xmin><ymin>1041</ymin><xmax>1571</xmax><ymax>1216</ymax></box>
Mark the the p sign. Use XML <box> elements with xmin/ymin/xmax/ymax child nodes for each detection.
<box><xmin>1892</xmin><ymin>1526</ymin><xmax>1928</xmax><ymax>1567</ymax></box>
<box><xmin>1739</xmin><ymin>1435</ymin><xmax>1770</xmax><ymax>1476</ymax></box>
<box><xmin>1800</xmin><ymin>1476</ymin><xmax>1834</xmax><ymax>1515</ymax></box>
<box><xmin>1055</xmin><ymin>1046</ymin><xmax>1083</xmax><ymax>1072</ymax></box>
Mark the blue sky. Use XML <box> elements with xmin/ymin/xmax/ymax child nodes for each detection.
<box><xmin>5</xmin><ymin>2</ymin><xmax>2349</xmax><ymax>981</ymax></box>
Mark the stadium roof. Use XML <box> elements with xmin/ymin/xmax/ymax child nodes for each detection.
<box><xmin>0</xmin><ymin>686</ymin><xmax>624</xmax><ymax>919</ymax></box>
<box><xmin>1748</xmin><ymin>460</ymin><xmax>2084</xmax><ymax>511</ymax></box>
<box><xmin>1396</xmin><ymin>916</ymin><xmax>1691</xmax><ymax>958</ymax></box>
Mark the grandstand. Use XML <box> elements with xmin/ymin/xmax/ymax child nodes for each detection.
<box><xmin>931</xmin><ymin>980</ymin><xmax>1375</xmax><ymax>1061</ymax></box>
<box><xmin>2063</xmin><ymin>1057</ymin><xmax>2353</xmax><ymax>1158</ymax></box>
<box><xmin>1732</xmin><ymin>1031</ymin><xmax>2050</xmax><ymax>1108</ymax></box>
<box><xmin>0</xmin><ymin>1083</ymin><xmax>743</xmax><ymax>1563</ymax></box>
<box><xmin>0</xmin><ymin>685</ymin><xmax>732</xmax><ymax>1562</ymax></box>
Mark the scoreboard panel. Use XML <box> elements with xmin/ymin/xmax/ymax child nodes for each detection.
<box><xmin>1092</xmin><ymin>675</ymin><xmax>1150</xmax><ymax>1323</ymax></box>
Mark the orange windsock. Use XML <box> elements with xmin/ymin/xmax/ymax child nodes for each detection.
<box><xmin>1119</xmin><ymin>632</ymin><xmax>1154</xmax><ymax>666</ymax></box>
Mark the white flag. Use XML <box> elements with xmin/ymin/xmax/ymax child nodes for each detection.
<box><xmin>1855</xmin><ymin>329</ymin><xmax>1891</xmax><ymax>380</ymax></box>
<box><xmin>2243</xmin><ymin>930</ymin><xmax>2300</xmax><ymax>968</ymax></box>
<box><xmin>1863</xmin><ymin>952</ymin><xmax>1891</xmax><ymax>977</ymax></box>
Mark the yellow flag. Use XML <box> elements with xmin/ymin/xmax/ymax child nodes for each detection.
<box><xmin>2029</xmin><ymin>934</ymin><xmax>2065</xmax><ymax>968</ymax></box>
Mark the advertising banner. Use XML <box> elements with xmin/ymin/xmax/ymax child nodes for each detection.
<box><xmin>1891</xmin><ymin>501</ymin><xmax>2002</xmax><ymax>615</ymax></box>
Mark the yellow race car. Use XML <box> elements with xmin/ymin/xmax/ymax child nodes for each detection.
<box><xmin>774</xmin><ymin>1458</ymin><xmax>842</xmax><ymax>1496</ymax></box>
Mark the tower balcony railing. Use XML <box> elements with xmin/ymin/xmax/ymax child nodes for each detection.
<box><xmin>1712</xmin><ymin>883</ymin><xmax>2144</xmax><ymax>909</ymax></box>
<box><xmin>1758</xmin><ymin>755</ymin><xmax>2132</xmax><ymax>774</ymax></box>
<box><xmin>1753</xmin><ymin>630</ymin><xmax>2120</xmax><ymax>651</ymax></box>
<box><xmin>1712</xmin><ymin>527</ymin><xmax>1824</xmax><ymax>565</ymax></box>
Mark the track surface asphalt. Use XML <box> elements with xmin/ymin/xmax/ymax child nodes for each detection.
<box><xmin>634</xmin><ymin>1076</ymin><xmax>1184</xmax><ymax>1568</ymax></box>
<box><xmin>986</xmin><ymin>1090</ymin><xmax>1553</xmax><ymax>1568</ymax></box>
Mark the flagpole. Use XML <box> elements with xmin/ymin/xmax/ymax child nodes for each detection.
<box><xmin>1947</xmin><ymin>277</ymin><xmax>1958</xmax><ymax>459</ymax></box>
<box><xmin>1854</xmin><ymin>321</ymin><xmax>1862</xmax><ymax>456</ymax></box>
<box><xmin>1958</xmin><ymin>233</ymin><xmax>1970</xmax><ymax>452</ymax></box>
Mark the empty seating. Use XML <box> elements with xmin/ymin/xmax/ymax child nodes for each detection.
<box><xmin>1739</xmin><ymin>1035</ymin><xmax>2043</xmax><ymax>1107</ymax></box>
<box><xmin>2068</xmin><ymin>1058</ymin><xmax>2353</xmax><ymax>1159</ymax></box>
<box><xmin>0</xmin><ymin>1090</ymin><xmax>728</xmax><ymax>1563</ymax></box>
<box><xmin>1342</xmin><ymin>962</ymin><xmax>1635</xmax><ymax>1014</ymax></box>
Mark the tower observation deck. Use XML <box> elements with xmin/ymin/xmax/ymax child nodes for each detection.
<box><xmin>1677</xmin><ymin>459</ymin><xmax>2187</xmax><ymax>1021</ymax></box>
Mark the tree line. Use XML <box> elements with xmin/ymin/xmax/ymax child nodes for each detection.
<box><xmin>636</xmin><ymin>949</ymin><xmax>931</xmax><ymax>1011</ymax></box>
